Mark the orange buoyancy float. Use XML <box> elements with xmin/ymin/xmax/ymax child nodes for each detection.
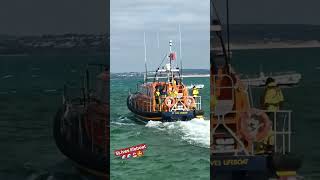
<box><xmin>184</xmin><ymin>96</ymin><xmax>195</xmax><ymax>108</ymax></box>
<box><xmin>164</xmin><ymin>96</ymin><xmax>176</xmax><ymax>108</ymax></box>
<box><xmin>239</xmin><ymin>109</ymin><xmax>272</xmax><ymax>142</ymax></box>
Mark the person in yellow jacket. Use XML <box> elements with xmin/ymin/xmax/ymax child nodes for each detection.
<box><xmin>263</xmin><ymin>77</ymin><xmax>284</xmax><ymax>112</ymax></box>
<box><xmin>168</xmin><ymin>88</ymin><xmax>178</xmax><ymax>98</ymax></box>
<box><xmin>192</xmin><ymin>86</ymin><xmax>199</xmax><ymax>97</ymax></box>
<box><xmin>172</xmin><ymin>78</ymin><xmax>177</xmax><ymax>87</ymax></box>
<box><xmin>255</xmin><ymin>129</ymin><xmax>274</xmax><ymax>154</ymax></box>
<box><xmin>154</xmin><ymin>88</ymin><xmax>161</xmax><ymax>111</ymax></box>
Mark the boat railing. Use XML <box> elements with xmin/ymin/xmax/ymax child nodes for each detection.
<box><xmin>211</xmin><ymin>109</ymin><xmax>292</xmax><ymax>156</ymax></box>
<box><xmin>267</xmin><ymin>110</ymin><xmax>292</xmax><ymax>155</ymax></box>
<box><xmin>131</xmin><ymin>96</ymin><xmax>152</xmax><ymax>113</ymax></box>
<box><xmin>132</xmin><ymin>95</ymin><xmax>202</xmax><ymax>112</ymax></box>
<box><xmin>163</xmin><ymin>95</ymin><xmax>202</xmax><ymax>111</ymax></box>
<box><xmin>194</xmin><ymin>96</ymin><xmax>202</xmax><ymax>110</ymax></box>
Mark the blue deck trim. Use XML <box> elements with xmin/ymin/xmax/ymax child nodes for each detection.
<box><xmin>212</xmin><ymin>155</ymin><xmax>268</xmax><ymax>172</ymax></box>
<box><xmin>162</xmin><ymin>111</ymin><xmax>194</xmax><ymax>121</ymax></box>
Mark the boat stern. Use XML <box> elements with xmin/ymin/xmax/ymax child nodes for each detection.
<box><xmin>161</xmin><ymin>111</ymin><xmax>195</xmax><ymax>121</ymax></box>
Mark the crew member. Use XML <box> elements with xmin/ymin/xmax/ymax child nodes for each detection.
<box><xmin>263</xmin><ymin>77</ymin><xmax>284</xmax><ymax>112</ymax></box>
<box><xmin>192</xmin><ymin>86</ymin><xmax>200</xmax><ymax>97</ymax></box>
<box><xmin>154</xmin><ymin>88</ymin><xmax>161</xmax><ymax>111</ymax></box>
<box><xmin>255</xmin><ymin>130</ymin><xmax>274</xmax><ymax>154</ymax></box>
<box><xmin>257</xmin><ymin>77</ymin><xmax>281</xmax><ymax>154</ymax></box>
<box><xmin>168</xmin><ymin>88</ymin><xmax>178</xmax><ymax>98</ymax></box>
<box><xmin>172</xmin><ymin>76</ymin><xmax>178</xmax><ymax>90</ymax></box>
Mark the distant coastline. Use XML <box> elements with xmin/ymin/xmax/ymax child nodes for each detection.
<box><xmin>214</xmin><ymin>24</ymin><xmax>320</xmax><ymax>50</ymax></box>
<box><xmin>0</xmin><ymin>34</ymin><xmax>108</xmax><ymax>55</ymax></box>
<box><xmin>111</xmin><ymin>69</ymin><xmax>210</xmax><ymax>78</ymax></box>
<box><xmin>225</xmin><ymin>40</ymin><xmax>320</xmax><ymax>50</ymax></box>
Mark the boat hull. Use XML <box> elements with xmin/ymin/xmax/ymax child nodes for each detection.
<box><xmin>53</xmin><ymin>106</ymin><xmax>109</xmax><ymax>178</ymax></box>
<box><xmin>211</xmin><ymin>154</ymin><xmax>302</xmax><ymax>179</ymax></box>
<box><xmin>127</xmin><ymin>94</ymin><xmax>203</xmax><ymax>122</ymax></box>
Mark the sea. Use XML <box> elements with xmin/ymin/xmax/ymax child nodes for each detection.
<box><xmin>0</xmin><ymin>48</ymin><xmax>320</xmax><ymax>180</ymax></box>
<box><xmin>110</xmin><ymin>76</ymin><xmax>210</xmax><ymax>180</ymax></box>
<box><xmin>0</xmin><ymin>54</ymin><xmax>106</xmax><ymax>180</ymax></box>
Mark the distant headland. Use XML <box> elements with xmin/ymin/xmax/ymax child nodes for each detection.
<box><xmin>0</xmin><ymin>34</ymin><xmax>108</xmax><ymax>55</ymax></box>
<box><xmin>214</xmin><ymin>24</ymin><xmax>320</xmax><ymax>50</ymax></box>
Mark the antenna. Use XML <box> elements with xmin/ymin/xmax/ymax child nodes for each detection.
<box><xmin>179</xmin><ymin>24</ymin><xmax>183</xmax><ymax>78</ymax></box>
<box><xmin>157</xmin><ymin>32</ymin><xmax>160</xmax><ymax>48</ymax></box>
<box><xmin>226</xmin><ymin>0</ymin><xmax>231</xmax><ymax>63</ymax></box>
<box><xmin>169</xmin><ymin>40</ymin><xmax>173</xmax><ymax>81</ymax></box>
<box><xmin>157</xmin><ymin>32</ymin><xmax>161</xmax><ymax>62</ymax></box>
<box><xmin>179</xmin><ymin>24</ymin><xmax>182</xmax><ymax>60</ymax></box>
<box><xmin>144</xmin><ymin>32</ymin><xmax>148</xmax><ymax>82</ymax></box>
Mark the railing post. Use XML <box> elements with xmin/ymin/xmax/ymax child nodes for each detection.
<box><xmin>288</xmin><ymin>111</ymin><xmax>291</xmax><ymax>153</ymax></box>
<box><xmin>78</xmin><ymin>114</ymin><xmax>83</xmax><ymax>148</ymax></box>
<box><xmin>282</xmin><ymin>112</ymin><xmax>286</xmax><ymax>155</ymax></box>
<box><xmin>90</xmin><ymin>112</ymin><xmax>94</xmax><ymax>153</ymax></box>
<box><xmin>213</xmin><ymin>75</ymin><xmax>216</xmax><ymax>113</ymax></box>
<box><xmin>274</xmin><ymin>111</ymin><xmax>277</xmax><ymax>153</ymax></box>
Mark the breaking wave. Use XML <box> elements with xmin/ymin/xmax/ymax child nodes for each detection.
<box><xmin>146</xmin><ymin>118</ymin><xmax>210</xmax><ymax>148</ymax></box>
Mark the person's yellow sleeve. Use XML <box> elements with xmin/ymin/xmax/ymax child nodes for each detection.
<box><xmin>278</xmin><ymin>88</ymin><xmax>284</xmax><ymax>102</ymax></box>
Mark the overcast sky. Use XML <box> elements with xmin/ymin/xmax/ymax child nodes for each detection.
<box><xmin>110</xmin><ymin>0</ymin><xmax>210</xmax><ymax>73</ymax></box>
<box><xmin>0</xmin><ymin>0</ymin><xmax>108</xmax><ymax>35</ymax></box>
<box><xmin>214</xmin><ymin>0</ymin><xmax>320</xmax><ymax>24</ymax></box>
<box><xmin>0</xmin><ymin>0</ymin><xmax>318</xmax><ymax>35</ymax></box>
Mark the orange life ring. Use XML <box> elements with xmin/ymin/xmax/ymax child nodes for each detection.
<box><xmin>239</xmin><ymin>108</ymin><xmax>272</xmax><ymax>142</ymax></box>
<box><xmin>184</xmin><ymin>96</ymin><xmax>195</xmax><ymax>108</ymax></box>
<box><xmin>164</xmin><ymin>96</ymin><xmax>176</xmax><ymax>108</ymax></box>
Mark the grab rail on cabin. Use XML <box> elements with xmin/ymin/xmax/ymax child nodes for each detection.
<box><xmin>211</xmin><ymin>110</ymin><xmax>292</xmax><ymax>156</ymax></box>
<box><xmin>212</xmin><ymin>74</ymin><xmax>235</xmax><ymax>116</ymax></box>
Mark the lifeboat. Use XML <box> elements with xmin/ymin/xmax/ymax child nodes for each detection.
<box><xmin>210</xmin><ymin>1</ymin><xmax>302</xmax><ymax>179</ymax></box>
<box><xmin>127</xmin><ymin>40</ymin><xmax>204</xmax><ymax>122</ymax></box>
<box><xmin>53</xmin><ymin>64</ymin><xmax>109</xmax><ymax>178</ymax></box>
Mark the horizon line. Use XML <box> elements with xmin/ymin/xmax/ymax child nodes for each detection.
<box><xmin>110</xmin><ymin>68</ymin><xmax>210</xmax><ymax>73</ymax></box>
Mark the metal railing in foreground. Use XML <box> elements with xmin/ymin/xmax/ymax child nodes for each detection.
<box><xmin>211</xmin><ymin>109</ymin><xmax>292</xmax><ymax>156</ymax></box>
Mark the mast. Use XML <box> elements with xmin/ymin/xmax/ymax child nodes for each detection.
<box><xmin>144</xmin><ymin>32</ymin><xmax>148</xmax><ymax>82</ymax></box>
<box><xmin>211</xmin><ymin>0</ymin><xmax>231</xmax><ymax>74</ymax></box>
<box><xmin>169</xmin><ymin>40</ymin><xmax>173</xmax><ymax>81</ymax></box>
<box><xmin>157</xmin><ymin>32</ymin><xmax>160</xmax><ymax>48</ymax></box>
<box><xmin>179</xmin><ymin>24</ymin><xmax>183</xmax><ymax>79</ymax></box>
<box><xmin>226</xmin><ymin>0</ymin><xmax>231</xmax><ymax>63</ymax></box>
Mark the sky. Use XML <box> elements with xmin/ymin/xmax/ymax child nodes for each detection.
<box><xmin>0</xmin><ymin>0</ymin><xmax>108</xmax><ymax>35</ymax></box>
<box><xmin>110</xmin><ymin>0</ymin><xmax>210</xmax><ymax>73</ymax></box>
<box><xmin>0</xmin><ymin>0</ymin><xmax>319</xmax><ymax>71</ymax></box>
<box><xmin>0</xmin><ymin>0</ymin><xmax>319</xmax><ymax>35</ymax></box>
<box><xmin>213</xmin><ymin>0</ymin><xmax>320</xmax><ymax>25</ymax></box>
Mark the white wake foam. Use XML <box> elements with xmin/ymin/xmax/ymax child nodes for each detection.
<box><xmin>1</xmin><ymin>74</ymin><xmax>14</xmax><ymax>79</ymax></box>
<box><xmin>111</xmin><ymin>116</ymin><xmax>136</xmax><ymax>126</ymax></box>
<box><xmin>146</xmin><ymin>118</ymin><xmax>210</xmax><ymax>148</ymax></box>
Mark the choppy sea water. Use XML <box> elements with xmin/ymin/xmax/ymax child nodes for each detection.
<box><xmin>0</xmin><ymin>48</ymin><xmax>320</xmax><ymax>180</ymax></box>
<box><xmin>110</xmin><ymin>76</ymin><xmax>210</xmax><ymax>180</ymax></box>
<box><xmin>232</xmin><ymin>48</ymin><xmax>320</xmax><ymax>179</ymax></box>
<box><xmin>0</xmin><ymin>55</ymin><xmax>105</xmax><ymax>180</ymax></box>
